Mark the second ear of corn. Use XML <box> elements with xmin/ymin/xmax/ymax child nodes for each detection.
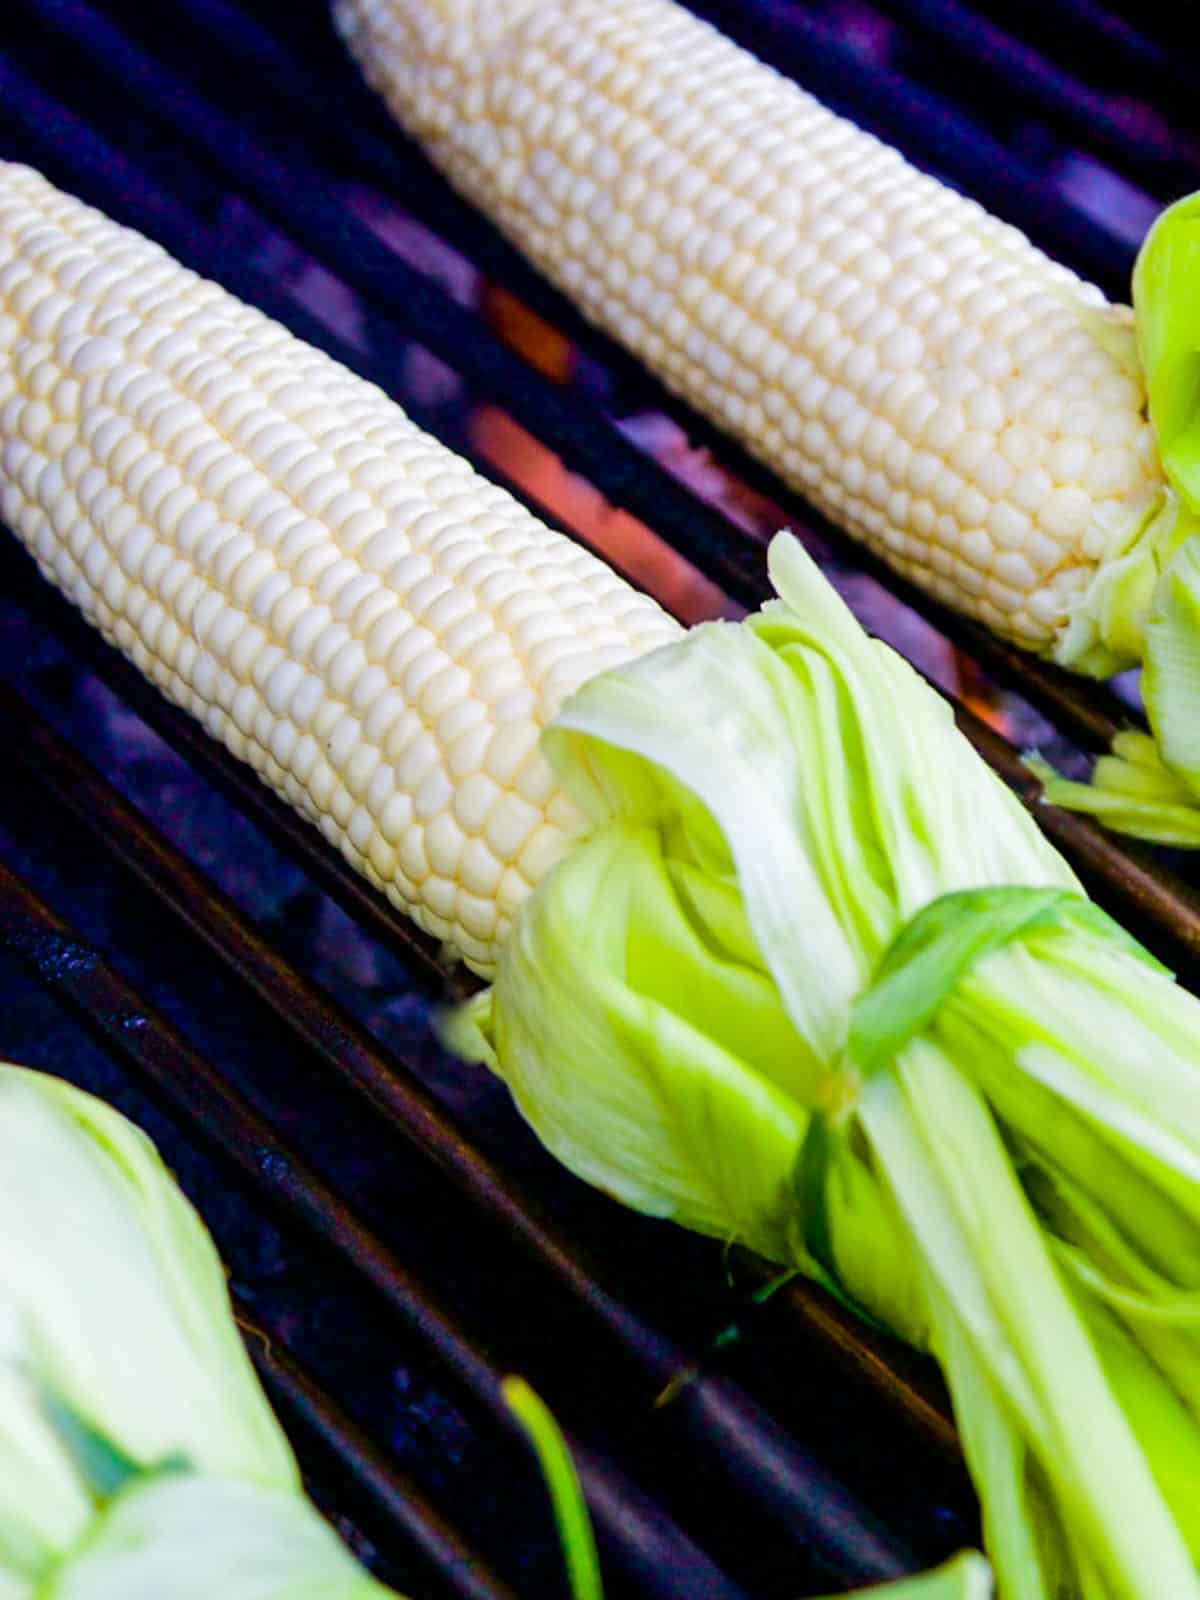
<box><xmin>334</xmin><ymin>0</ymin><xmax>1174</xmax><ymax>680</ymax></box>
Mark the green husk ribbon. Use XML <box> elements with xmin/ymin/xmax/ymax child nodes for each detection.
<box><xmin>799</xmin><ymin>884</ymin><xmax>1162</xmax><ymax>1318</ymax></box>
<box><xmin>452</xmin><ymin>533</ymin><xmax>1200</xmax><ymax>1600</ymax></box>
<box><xmin>844</xmin><ymin>885</ymin><xmax>1159</xmax><ymax>1083</ymax></box>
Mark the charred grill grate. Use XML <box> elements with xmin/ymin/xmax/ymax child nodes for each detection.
<box><xmin>0</xmin><ymin>2</ymin><xmax>1196</xmax><ymax>1595</ymax></box>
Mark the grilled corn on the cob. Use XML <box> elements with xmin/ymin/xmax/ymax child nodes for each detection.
<box><xmin>0</xmin><ymin>160</ymin><xmax>679</xmax><ymax>973</ymax></box>
<box><xmin>335</xmin><ymin>0</ymin><xmax>1173</xmax><ymax>679</ymax></box>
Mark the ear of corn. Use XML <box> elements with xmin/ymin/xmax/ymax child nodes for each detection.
<box><xmin>334</xmin><ymin>0</ymin><xmax>1172</xmax><ymax>680</ymax></box>
<box><xmin>0</xmin><ymin>160</ymin><xmax>679</xmax><ymax>975</ymax></box>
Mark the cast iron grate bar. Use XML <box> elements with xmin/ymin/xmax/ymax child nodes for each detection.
<box><xmin>964</xmin><ymin>0</ymin><xmax>1200</xmax><ymax>114</ymax></box>
<box><xmin>240</xmin><ymin>1316</ymin><xmax>517</xmax><ymax>1600</ymax></box>
<box><xmin>865</xmin><ymin>0</ymin><xmax>1197</xmax><ymax>200</ymax></box>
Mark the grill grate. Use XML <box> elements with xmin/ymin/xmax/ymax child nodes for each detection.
<box><xmin>1</xmin><ymin>1</ymin><xmax>1197</xmax><ymax>1595</ymax></box>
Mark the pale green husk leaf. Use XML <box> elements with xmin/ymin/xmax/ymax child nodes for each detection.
<box><xmin>0</xmin><ymin>1067</ymin><xmax>296</xmax><ymax>1572</ymax></box>
<box><xmin>36</xmin><ymin>1475</ymin><xmax>390</xmax><ymax>1600</ymax></box>
<box><xmin>0</xmin><ymin>1066</ymin><xmax>408</xmax><ymax>1599</ymax></box>
<box><xmin>815</xmin><ymin>1552</ymin><xmax>993</xmax><ymax>1600</ymax></box>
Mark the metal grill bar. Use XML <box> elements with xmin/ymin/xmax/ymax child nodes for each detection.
<box><xmin>240</xmin><ymin>1316</ymin><xmax>516</xmax><ymax>1600</ymax></box>
<box><xmin>866</xmin><ymin>0</ymin><xmax>1197</xmax><ymax>198</ymax></box>
<box><xmin>964</xmin><ymin>0</ymin><xmax>1199</xmax><ymax>114</ymax></box>
<box><xmin>0</xmin><ymin>660</ymin><xmax>930</xmax><ymax>1582</ymax></box>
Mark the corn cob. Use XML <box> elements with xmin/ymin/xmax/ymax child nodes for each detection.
<box><xmin>335</xmin><ymin>0</ymin><xmax>1167</xmax><ymax>675</ymax></box>
<box><xmin>0</xmin><ymin>161</ymin><xmax>680</xmax><ymax>974</ymax></box>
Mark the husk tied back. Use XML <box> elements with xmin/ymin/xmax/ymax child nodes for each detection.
<box><xmin>456</xmin><ymin>534</ymin><xmax>1200</xmax><ymax>1600</ymax></box>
